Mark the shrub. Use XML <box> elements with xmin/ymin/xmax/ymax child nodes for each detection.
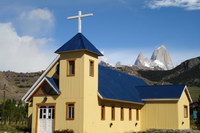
<box><xmin>196</xmin><ymin>95</ymin><xmax>200</xmax><ymax>129</ymax></box>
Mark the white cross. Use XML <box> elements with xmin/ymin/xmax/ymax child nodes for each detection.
<box><xmin>68</xmin><ymin>11</ymin><xmax>93</xmax><ymax>33</ymax></box>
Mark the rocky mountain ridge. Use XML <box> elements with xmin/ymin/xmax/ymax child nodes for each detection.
<box><xmin>134</xmin><ymin>45</ymin><xmax>174</xmax><ymax>70</ymax></box>
<box><xmin>137</xmin><ymin>56</ymin><xmax>200</xmax><ymax>86</ymax></box>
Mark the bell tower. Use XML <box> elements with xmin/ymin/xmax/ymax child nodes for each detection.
<box><xmin>54</xmin><ymin>33</ymin><xmax>103</xmax><ymax>132</ymax></box>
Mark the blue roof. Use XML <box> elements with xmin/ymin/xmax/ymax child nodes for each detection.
<box><xmin>136</xmin><ymin>85</ymin><xmax>185</xmax><ymax>99</ymax></box>
<box><xmin>55</xmin><ymin>33</ymin><xmax>103</xmax><ymax>56</ymax></box>
<box><xmin>98</xmin><ymin>65</ymin><xmax>147</xmax><ymax>103</ymax></box>
<box><xmin>98</xmin><ymin>66</ymin><xmax>186</xmax><ymax>103</ymax></box>
<box><xmin>45</xmin><ymin>76</ymin><xmax>60</xmax><ymax>94</ymax></box>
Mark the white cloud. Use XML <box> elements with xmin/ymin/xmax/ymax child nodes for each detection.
<box><xmin>19</xmin><ymin>8</ymin><xmax>54</xmax><ymax>36</ymax></box>
<box><xmin>21</xmin><ymin>9</ymin><xmax>54</xmax><ymax>22</ymax></box>
<box><xmin>0</xmin><ymin>22</ymin><xmax>56</xmax><ymax>72</ymax></box>
<box><xmin>146</xmin><ymin>0</ymin><xmax>200</xmax><ymax>10</ymax></box>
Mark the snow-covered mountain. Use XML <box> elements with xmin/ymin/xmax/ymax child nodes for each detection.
<box><xmin>134</xmin><ymin>45</ymin><xmax>174</xmax><ymax>70</ymax></box>
<box><xmin>134</xmin><ymin>53</ymin><xmax>152</xmax><ymax>68</ymax></box>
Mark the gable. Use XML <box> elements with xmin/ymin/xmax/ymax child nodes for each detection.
<box><xmin>22</xmin><ymin>56</ymin><xmax>60</xmax><ymax>102</ymax></box>
<box><xmin>27</xmin><ymin>77</ymin><xmax>60</xmax><ymax>101</ymax></box>
<box><xmin>183</xmin><ymin>87</ymin><xmax>193</xmax><ymax>103</ymax></box>
<box><xmin>33</xmin><ymin>81</ymin><xmax>58</xmax><ymax>96</ymax></box>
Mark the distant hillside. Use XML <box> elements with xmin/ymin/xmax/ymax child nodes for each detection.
<box><xmin>137</xmin><ymin>56</ymin><xmax>200</xmax><ymax>87</ymax></box>
<box><xmin>0</xmin><ymin>71</ymin><xmax>43</xmax><ymax>100</ymax></box>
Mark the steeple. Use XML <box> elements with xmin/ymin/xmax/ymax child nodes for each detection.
<box><xmin>55</xmin><ymin>33</ymin><xmax>103</xmax><ymax>56</ymax></box>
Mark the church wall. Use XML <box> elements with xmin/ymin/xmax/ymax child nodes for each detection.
<box><xmin>85</xmin><ymin>99</ymin><xmax>143</xmax><ymax>133</ymax></box>
<box><xmin>31</xmin><ymin>95</ymin><xmax>84</xmax><ymax>133</ymax></box>
<box><xmin>58</xmin><ymin>52</ymin><xmax>85</xmax><ymax>133</ymax></box>
<box><xmin>82</xmin><ymin>52</ymin><xmax>143</xmax><ymax>133</ymax></box>
<box><xmin>177</xmin><ymin>90</ymin><xmax>190</xmax><ymax>129</ymax></box>
<box><xmin>140</xmin><ymin>101</ymin><xmax>179</xmax><ymax>131</ymax></box>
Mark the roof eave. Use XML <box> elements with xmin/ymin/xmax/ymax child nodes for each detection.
<box><xmin>55</xmin><ymin>49</ymin><xmax>103</xmax><ymax>56</ymax></box>
<box><xmin>97</xmin><ymin>92</ymin><xmax>144</xmax><ymax>105</ymax></box>
<box><xmin>142</xmin><ymin>98</ymin><xmax>179</xmax><ymax>101</ymax></box>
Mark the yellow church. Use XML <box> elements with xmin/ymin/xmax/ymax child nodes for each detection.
<box><xmin>22</xmin><ymin>12</ymin><xmax>193</xmax><ymax>133</ymax></box>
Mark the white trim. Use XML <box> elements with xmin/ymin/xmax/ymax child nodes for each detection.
<box><xmin>97</xmin><ymin>92</ymin><xmax>144</xmax><ymax>105</ymax></box>
<box><xmin>142</xmin><ymin>98</ymin><xmax>179</xmax><ymax>101</ymax></box>
<box><xmin>97</xmin><ymin>91</ymin><xmax>103</xmax><ymax>99</ymax></box>
<box><xmin>22</xmin><ymin>55</ymin><xmax>60</xmax><ymax>102</ymax></box>
<box><xmin>183</xmin><ymin>85</ymin><xmax>193</xmax><ymax>103</ymax></box>
<box><xmin>44</xmin><ymin>77</ymin><xmax>61</xmax><ymax>94</ymax></box>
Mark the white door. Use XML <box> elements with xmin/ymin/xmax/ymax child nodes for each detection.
<box><xmin>38</xmin><ymin>105</ymin><xmax>55</xmax><ymax>133</ymax></box>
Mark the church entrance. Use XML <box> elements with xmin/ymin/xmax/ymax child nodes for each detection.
<box><xmin>38</xmin><ymin>105</ymin><xmax>55</xmax><ymax>133</ymax></box>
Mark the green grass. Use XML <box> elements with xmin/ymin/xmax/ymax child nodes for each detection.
<box><xmin>188</xmin><ymin>86</ymin><xmax>200</xmax><ymax>102</ymax></box>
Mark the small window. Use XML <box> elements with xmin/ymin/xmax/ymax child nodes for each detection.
<box><xmin>101</xmin><ymin>105</ymin><xmax>105</xmax><ymax>120</ymax></box>
<box><xmin>184</xmin><ymin>105</ymin><xmax>188</xmax><ymax>118</ymax></box>
<box><xmin>129</xmin><ymin>108</ymin><xmax>132</xmax><ymax>121</ymax></box>
<box><xmin>67</xmin><ymin>59</ymin><xmax>75</xmax><ymax>76</ymax></box>
<box><xmin>136</xmin><ymin>109</ymin><xmax>139</xmax><ymax>121</ymax></box>
<box><xmin>89</xmin><ymin>60</ymin><xmax>94</xmax><ymax>76</ymax></box>
<box><xmin>39</xmin><ymin>109</ymin><xmax>43</xmax><ymax>119</ymax></box>
<box><xmin>111</xmin><ymin>106</ymin><xmax>115</xmax><ymax>120</ymax></box>
<box><xmin>66</xmin><ymin>102</ymin><xmax>75</xmax><ymax>120</ymax></box>
<box><xmin>121</xmin><ymin>107</ymin><xmax>124</xmax><ymax>121</ymax></box>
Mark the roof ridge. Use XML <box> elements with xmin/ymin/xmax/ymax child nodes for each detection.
<box><xmin>79</xmin><ymin>33</ymin><xmax>87</xmax><ymax>49</ymax></box>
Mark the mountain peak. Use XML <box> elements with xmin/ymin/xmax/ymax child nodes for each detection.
<box><xmin>138</xmin><ymin>52</ymin><xmax>145</xmax><ymax>59</ymax></box>
<box><xmin>157</xmin><ymin>45</ymin><xmax>166</xmax><ymax>50</ymax></box>
<box><xmin>134</xmin><ymin>45</ymin><xmax>174</xmax><ymax>70</ymax></box>
<box><xmin>151</xmin><ymin>45</ymin><xmax>174</xmax><ymax>70</ymax></box>
<box><xmin>134</xmin><ymin>53</ymin><xmax>152</xmax><ymax>68</ymax></box>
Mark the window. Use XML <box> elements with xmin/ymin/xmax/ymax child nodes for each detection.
<box><xmin>184</xmin><ymin>105</ymin><xmax>188</xmax><ymax>118</ymax></box>
<box><xmin>67</xmin><ymin>59</ymin><xmax>75</xmax><ymax>76</ymax></box>
<box><xmin>129</xmin><ymin>108</ymin><xmax>132</xmax><ymax>121</ymax></box>
<box><xmin>89</xmin><ymin>60</ymin><xmax>94</xmax><ymax>76</ymax></box>
<box><xmin>66</xmin><ymin>102</ymin><xmax>75</xmax><ymax>120</ymax></box>
<box><xmin>101</xmin><ymin>105</ymin><xmax>105</xmax><ymax>120</ymax></box>
<box><xmin>121</xmin><ymin>107</ymin><xmax>124</xmax><ymax>121</ymax></box>
<box><xmin>111</xmin><ymin>106</ymin><xmax>115</xmax><ymax>120</ymax></box>
<box><xmin>136</xmin><ymin>109</ymin><xmax>139</xmax><ymax>121</ymax></box>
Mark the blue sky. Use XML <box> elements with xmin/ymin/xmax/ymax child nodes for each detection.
<box><xmin>0</xmin><ymin>0</ymin><xmax>199</xmax><ymax>72</ymax></box>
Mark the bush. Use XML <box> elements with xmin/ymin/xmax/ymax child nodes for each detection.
<box><xmin>196</xmin><ymin>95</ymin><xmax>200</xmax><ymax>129</ymax></box>
<box><xmin>54</xmin><ymin>129</ymin><xmax>74</xmax><ymax>133</ymax></box>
